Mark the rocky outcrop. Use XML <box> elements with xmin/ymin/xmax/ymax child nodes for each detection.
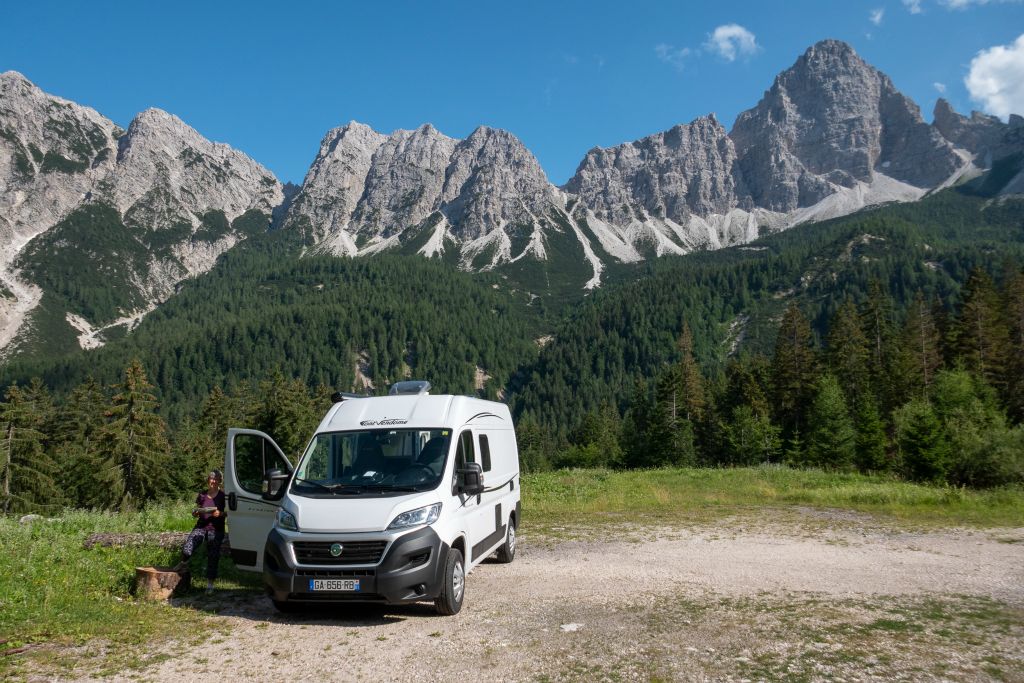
<box><xmin>439</xmin><ymin>126</ymin><xmax>556</xmax><ymax>240</ymax></box>
<box><xmin>933</xmin><ymin>98</ymin><xmax>1024</xmax><ymax>167</ymax></box>
<box><xmin>730</xmin><ymin>40</ymin><xmax>964</xmax><ymax>212</ymax></box>
<box><xmin>0</xmin><ymin>71</ymin><xmax>284</xmax><ymax>351</ymax></box>
<box><xmin>0</xmin><ymin>71</ymin><xmax>118</xmax><ymax>252</ymax></box>
<box><xmin>565</xmin><ymin>115</ymin><xmax>744</xmax><ymax>226</ymax></box>
<box><xmin>285</xmin><ymin>123</ymin><xmax>559</xmax><ymax>258</ymax></box>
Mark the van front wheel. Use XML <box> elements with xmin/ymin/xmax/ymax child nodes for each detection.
<box><xmin>495</xmin><ymin>518</ymin><xmax>516</xmax><ymax>563</ymax></box>
<box><xmin>434</xmin><ymin>548</ymin><xmax>465</xmax><ymax>616</ymax></box>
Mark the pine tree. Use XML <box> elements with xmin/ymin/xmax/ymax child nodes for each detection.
<box><xmin>894</xmin><ymin>398</ymin><xmax>948</xmax><ymax>483</ymax></box>
<box><xmin>1</xmin><ymin>384</ymin><xmax>60</xmax><ymax>514</ymax></box>
<box><xmin>675</xmin><ymin>324</ymin><xmax>706</xmax><ymax>423</ymax></box>
<box><xmin>826</xmin><ymin>299</ymin><xmax>870</xmax><ymax>403</ymax></box>
<box><xmin>770</xmin><ymin>303</ymin><xmax>817</xmax><ymax>442</ymax></box>
<box><xmin>255</xmin><ymin>371</ymin><xmax>319</xmax><ymax>459</ymax></box>
<box><xmin>951</xmin><ymin>268</ymin><xmax>1010</xmax><ymax>391</ymax></box>
<box><xmin>1003</xmin><ymin>269</ymin><xmax>1024</xmax><ymax>423</ymax></box>
<box><xmin>861</xmin><ymin>280</ymin><xmax>898</xmax><ymax>411</ymax></box>
<box><xmin>853</xmin><ymin>394</ymin><xmax>889</xmax><ymax>473</ymax></box>
<box><xmin>95</xmin><ymin>360</ymin><xmax>173</xmax><ymax>510</ymax></box>
<box><xmin>805</xmin><ymin>375</ymin><xmax>856</xmax><ymax>470</ymax></box>
<box><xmin>54</xmin><ymin>377</ymin><xmax>108</xmax><ymax>508</ymax></box>
<box><xmin>893</xmin><ymin>291</ymin><xmax>942</xmax><ymax>403</ymax></box>
<box><xmin>721</xmin><ymin>405</ymin><xmax>781</xmax><ymax>466</ymax></box>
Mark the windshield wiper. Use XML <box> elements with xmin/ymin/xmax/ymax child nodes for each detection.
<box><xmin>293</xmin><ymin>479</ymin><xmax>363</xmax><ymax>494</ymax></box>
<box><xmin>362</xmin><ymin>484</ymin><xmax>422</xmax><ymax>493</ymax></box>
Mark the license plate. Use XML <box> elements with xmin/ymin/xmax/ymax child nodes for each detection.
<box><xmin>308</xmin><ymin>579</ymin><xmax>360</xmax><ymax>592</ymax></box>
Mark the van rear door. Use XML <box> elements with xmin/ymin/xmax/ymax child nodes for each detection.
<box><xmin>224</xmin><ymin>428</ymin><xmax>292</xmax><ymax>572</ymax></box>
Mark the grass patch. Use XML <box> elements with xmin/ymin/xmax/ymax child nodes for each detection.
<box><xmin>522</xmin><ymin>465</ymin><xmax>1024</xmax><ymax>529</ymax></box>
<box><xmin>0</xmin><ymin>502</ymin><xmax>258</xmax><ymax>679</ymax></box>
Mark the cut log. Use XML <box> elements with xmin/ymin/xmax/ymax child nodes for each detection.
<box><xmin>134</xmin><ymin>566</ymin><xmax>191</xmax><ymax>600</ymax></box>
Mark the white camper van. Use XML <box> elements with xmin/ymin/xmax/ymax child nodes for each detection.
<box><xmin>223</xmin><ymin>381</ymin><xmax>520</xmax><ymax>615</ymax></box>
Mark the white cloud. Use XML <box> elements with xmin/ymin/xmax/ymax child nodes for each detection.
<box><xmin>965</xmin><ymin>34</ymin><xmax>1024</xmax><ymax>118</ymax></box>
<box><xmin>870</xmin><ymin>8</ymin><xmax>885</xmax><ymax>24</ymax></box>
<box><xmin>703</xmin><ymin>24</ymin><xmax>759</xmax><ymax>62</ymax></box>
<box><xmin>903</xmin><ymin>0</ymin><xmax>924</xmax><ymax>13</ymax></box>
<box><xmin>934</xmin><ymin>81</ymin><xmax>947</xmax><ymax>93</ymax></box>
<box><xmin>655</xmin><ymin>43</ymin><xmax>692</xmax><ymax>72</ymax></box>
<box><xmin>940</xmin><ymin>0</ymin><xmax>1023</xmax><ymax>8</ymax></box>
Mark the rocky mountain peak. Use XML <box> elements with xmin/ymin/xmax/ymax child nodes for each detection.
<box><xmin>565</xmin><ymin>114</ymin><xmax>742</xmax><ymax>226</ymax></box>
<box><xmin>439</xmin><ymin>125</ymin><xmax>555</xmax><ymax>239</ymax></box>
<box><xmin>730</xmin><ymin>39</ymin><xmax>963</xmax><ymax>211</ymax></box>
<box><xmin>932</xmin><ymin>98</ymin><xmax>1021</xmax><ymax>167</ymax></box>
<box><xmin>110</xmin><ymin>107</ymin><xmax>282</xmax><ymax>224</ymax></box>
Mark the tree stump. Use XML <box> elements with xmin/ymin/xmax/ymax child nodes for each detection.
<box><xmin>134</xmin><ymin>566</ymin><xmax>191</xmax><ymax>600</ymax></box>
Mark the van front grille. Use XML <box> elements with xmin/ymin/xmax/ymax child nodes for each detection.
<box><xmin>291</xmin><ymin>540</ymin><xmax>388</xmax><ymax>565</ymax></box>
<box><xmin>295</xmin><ymin>568</ymin><xmax>376</xmax><ymax>578</ymax></box>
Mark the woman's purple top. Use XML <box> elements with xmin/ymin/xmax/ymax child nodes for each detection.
<box><xmin>194</xmin><ymin>490</ymin><xmax>226</xmax><ymax>531</ymax></box>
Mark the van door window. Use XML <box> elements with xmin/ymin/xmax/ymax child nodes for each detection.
<box><xmin>479</xmin><ymin>434</ymin><xmax>492</xmax><ymax>472</ymax></box>
<box><xmin>232</xmin><ymin>432</ymin><xmax>292</xmax><ymax>495</ymax></box>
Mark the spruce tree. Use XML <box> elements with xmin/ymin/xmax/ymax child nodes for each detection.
<box><xmin>893</xmin><ymin>291</ymin><xmax>942</xmax><ymax>403</ymax></box>
<box><xmin>95</xmin><ymin>360</ymin><xmax>173</xmax><ymax>510</ymax></box>
<box><xmin>951</xmin><ymin>268</ymin><xmax>1010</xmax><ymax>391</ymax></box>
<box><xmin>770</xmin><ymin>303</ymin><xmax>817</xmax><ymax>442</ymax></box>
<box><xmin>805</xmin><ymin>375</ymin><xmax>856</xmax><ymax>470</ymax></box>
<box><xmin>1</xmin><ymin>384</ymin><xmax>60</xmax><ymax>514</ymax></box>
<box><xmin>1003</xmin><ymin>269</ymin><xmax>1024</xmax><ymax>423</ymax></box>
<box><xmin>894</xmin><ymin>398</ymin><xmax>948</xmax><ymax>483</ymax></box>
<box><xmin>55</xmin><ymin>377</ymin><xmax>108</xmax><ymax>508</ymax></box>
<box><xmin>255</xmin><ymin>371</ymin><xmax>319</xmax><ymax>459</ymax></box>
<box><xmin>826</xmin><ymin>299</ymin><xmax>870</xmax><ymax>404</ymax></box>
<box><xmin>853</xmin><ymin>394</ymin><xmax>889</xmax><ymax>473</ymax></box>
<box><xmin>722</xmin><ymin>404</ymin><xmax>781</xmax><ymax>466</ymax></box>
<box><xmin>860</xmin><ymin>280</ymin><xmax>898</xmax><ymax>411</ymax></box>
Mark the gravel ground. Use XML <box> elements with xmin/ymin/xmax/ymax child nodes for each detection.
<box><xmin>91</xmin><ymin>511</ymin><xmax>1024</xmax><ymax>682</ymax></box>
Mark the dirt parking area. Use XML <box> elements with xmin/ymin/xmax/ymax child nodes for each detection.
<box><xmin>100</xmin><ymin>510</ymin><xmax>1023</xmax><ymax>682</ymax></box>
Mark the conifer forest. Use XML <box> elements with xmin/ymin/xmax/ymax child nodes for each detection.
<box><xmin>2</xmin><ymin>189</ymin><xmax>1024</xmax><ymax>513</ymax></box>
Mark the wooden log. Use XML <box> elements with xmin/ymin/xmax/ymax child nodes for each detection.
<box><xmin>133</xmin><ymin>566</ymin><xmax>191</xmax><ymax>600</ymax></box>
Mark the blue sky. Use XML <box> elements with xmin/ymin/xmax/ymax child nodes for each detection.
<box><xmin>3</xmin><ymin>0</ymin><xmax>1022</xmax><ymax>185</ymax></box>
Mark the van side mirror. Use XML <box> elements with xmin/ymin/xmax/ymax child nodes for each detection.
<box><xmin>457</xmin><ymin>462</ymin><xmax>484</xmax><ymax>496</ymax></box>
<box><xmin>262</xmin><ymin>469</ymin><xmax>290</xmax><ymax>501</ymax></box>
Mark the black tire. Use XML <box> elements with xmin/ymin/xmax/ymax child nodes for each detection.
<box><xmin>434</xmin><ymin>548</ymin><xmax>465</xmax><ymax>616</ymax></box>
<box><xmin>495</xmin><ymin>517</ymin><xmax>516</xmax><ymax>563</ymax></box>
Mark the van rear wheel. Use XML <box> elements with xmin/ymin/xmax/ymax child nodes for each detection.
<box><xmin>434</xmin><ymin>548</ymin><xmax>465</xmax><ymax>616</ymax></box>
<box><xmin>495</xmin><ymin>517</ymin><xmax>516</xmax><ymax>563</ymax></box>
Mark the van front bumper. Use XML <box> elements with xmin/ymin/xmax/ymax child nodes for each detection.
<box><xmin>263</xmin><ymin>526</ymin><xmax>449</xmax><ymax>604</ymax></box>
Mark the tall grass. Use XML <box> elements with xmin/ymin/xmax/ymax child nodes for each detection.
<box><xmin>523</xmin><ymin>465</ymin><xmax>1024</xmax><ymax>528</ymax></box>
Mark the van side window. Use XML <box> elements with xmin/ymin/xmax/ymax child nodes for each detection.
<box><xmin>456</xmin><ymin>430</ymin><xmax>475</xmax><ymax>466</ymax></box>
<box><xmin>232</xmin><ymin>433</ymin><xmax>292</xmax><ymax>495</ymax></box>
<box><xmin>479</xmin><ymin>434</ymin><xmax>492</xmax><ymax>472</ymax></box>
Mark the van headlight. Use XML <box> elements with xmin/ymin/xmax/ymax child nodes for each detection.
<box><xmin>276</xmin><ymin>508</ymin><xmax>298</xmax><ymax>531</ymax></box>
<box><xmin>387</xmin><ymin>503</ymin><xmax>441</xmax><ymax>530</ymax></box>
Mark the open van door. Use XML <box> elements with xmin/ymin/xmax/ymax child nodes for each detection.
<box><xmin>224</xmin><ymin>428</ymin><xmax>293</xmax><ymax>572</ymax></box>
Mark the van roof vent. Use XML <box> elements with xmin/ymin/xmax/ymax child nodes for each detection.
<box><xmin>389</xmin><ymin>380</ymin><xmax>431</xmax><ymax>396</ymax></box>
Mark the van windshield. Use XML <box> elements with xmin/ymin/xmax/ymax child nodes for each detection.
<box><xmin>290</xmin><ymin>428</ymin><xmax>451</xmax><ymax>497</ymax></box>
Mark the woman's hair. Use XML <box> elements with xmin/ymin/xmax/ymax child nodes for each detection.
<box><xmin>208</xmin><ymin>469</ymin><xmax>223</xmax><ymax>482</ymax></box>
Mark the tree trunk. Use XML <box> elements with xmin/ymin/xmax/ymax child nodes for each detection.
<box><xmin>133</xmin><ymin>566</ymin><xmax>190</xmax><ymax>600</ymax></box>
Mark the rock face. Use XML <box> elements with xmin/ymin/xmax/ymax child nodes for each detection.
<box><xmin>0</xmin><ymin>71</ymin><xmax>283</xmax><ymax>351</ymax></box>
<box><xmin>285</xmin><ymin>123</ymin><xmax>559</xmax><ymax>259</ymax></box>
<box><xmin>933</xmin><ymin>98</ymin><xmax>1024</xmax><ymax>167</ymax></box>
<box><xmin>730</xmin><ymin>39</ymin><xmax>963</xmax><ymax>212</ymax></box>
<box><xmin>0</xmin><ymin>71</ymin><xmax>117</xmax><ymax>254</ymax></box>
<box><xmin>565</xmin><ymin>115</ymin><xmax>743</xmax><ymax>226</ymax></box>
<box><xmin>3</xmin><ymin>38</ymin><xmax>1022</xmax><ymax>357</ymax></box>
